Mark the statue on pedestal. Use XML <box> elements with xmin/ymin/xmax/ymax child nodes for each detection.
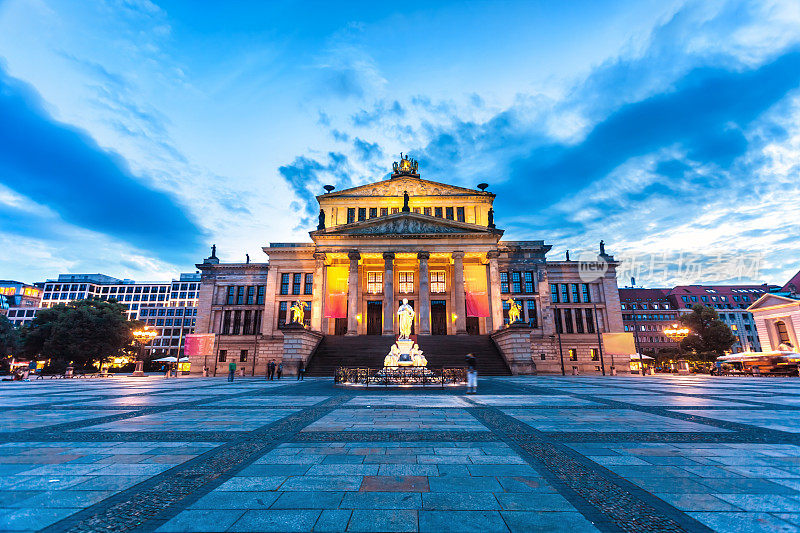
<box><xmin>397</xmin><ymin>298</ymin><xmax>415</xmax><ymax>339</ymax></box>
<box><xmin>290</xmin><ymin>301</ymin><xmax>307</xmax><ymax>325</ymax></box>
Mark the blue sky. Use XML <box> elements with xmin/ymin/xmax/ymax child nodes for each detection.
<box><xmin>0</xmin><ymin>0</ymin><xmax>798</xmax><ymax>286</ymax></box>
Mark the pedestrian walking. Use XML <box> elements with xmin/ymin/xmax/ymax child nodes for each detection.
<box><xmin>267</xmin><ymin>360</ymin><xmax>276</xmax><ymax>381</ymax></box>
<box><xmin>277</xmin><ymin>363</ymin><xmax>283</xmax><ymax>379</ymax></box>
<box><xmin>465</xmin><ymin>353</ymin><xmax>477</xmax><ymax>394</ymax></box>
<box><xmin>297</xmin><ymin>360</ymin><xmax>305</xmax><ymax>380</ymax></box>
<box><xmin>228</xmin><ymin>360</ymin><xmax>236</xmax><ymax>382</ymax></box>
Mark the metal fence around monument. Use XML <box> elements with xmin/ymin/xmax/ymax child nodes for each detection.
<box><xmin>334</xmin><ymin>366</ymin><xmax>467</xmax><ymax>387</ymax></box>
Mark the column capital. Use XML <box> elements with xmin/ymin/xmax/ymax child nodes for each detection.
<box><xmin>348</xmin><ymin>250</ymin><xmax>361</xmax><ymax>261</ymax></box>
<box><xmin>486</xmin><ymin>250</ymin><xmax>500</xmax><ymax>260</ymax></box>
<box><xmin>417</xmin><ymin>251</ymin><xmax>430</xmax><ymax>261</ymax></box>
<box><xmin>382</xmin><ymin>251</ymin><xmax>395</xmax><ymax>261</ymax></box>
<box><xmin>313</xmin><ymin>252</ymin><xmax>326</xmax><ymax>261</ymax></box>
<box><xmin>451</xmin><ymin>251</ymin><xmax>465</xmax><ymax>260</ymax></box>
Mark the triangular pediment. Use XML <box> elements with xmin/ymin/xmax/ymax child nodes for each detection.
<box><xmin>311</xmin><ymin>212</ymin><xmax>501</xmax><ymax>238</ymax></box>
<box><xmin>749</xmin><ymin>293</ymin><xmax>800</xmax><ymax>311</ymax></box>
<box><xmin>318</xmin><ymin>176</ymin><xmax>491</xmax><ymax>199</ymax></box>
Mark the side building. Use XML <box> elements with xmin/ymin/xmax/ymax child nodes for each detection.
<box><xmin>192</xmin><ymin>157</ymin><xmax>629</xmax><ymax>376</ymax></box>
<box><xmin>37</xmin><ymin>273</ymin><xmax>200</xmax><ymax>359</ymax></box>
<box><xmin>0</xmin><ymin>280</ymin><xmax>42</xmax><ymax>326</ymax></box>
<box><xmin>748</xmin><ymin>269</ymin><xmax>800</xmax><ymax>353</ymax></box>
<box><xmin>667</xmin><ymin>285</ymin><xmax>775</xmax><ymax>353</ymax></box>
<box><xmin>618</xmin><ymin>288</ymin><xmax>680</xmax><ymax>356</ymax></box>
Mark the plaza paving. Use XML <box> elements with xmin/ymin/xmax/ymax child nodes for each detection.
<box><xmin>2</xmin><ymin>376</ymin><xmax>800</xmax><ymax>531</ymax></box>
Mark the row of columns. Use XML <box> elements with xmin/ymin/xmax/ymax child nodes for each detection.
<box><xmin>310</xmin><ymin>249</ymin><xmax>504</xmax><ymax>336</ymax></box>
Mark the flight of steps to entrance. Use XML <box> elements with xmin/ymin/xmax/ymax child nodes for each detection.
<box><xmin>304</xmin><ymin>334</ymin><xmax>511</xmax><ymax>377</ymax></box>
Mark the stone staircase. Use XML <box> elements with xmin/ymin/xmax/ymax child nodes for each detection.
<box><xmin>304</xmin><ymin>334</ymin><xmax>511</xmax><ymax>377</ymax></box>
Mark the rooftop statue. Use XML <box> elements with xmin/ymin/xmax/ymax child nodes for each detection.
<box><xmin>393</xmin><ymin>153</ymin><xmax>419</xmax><ymax>176</ymax></box>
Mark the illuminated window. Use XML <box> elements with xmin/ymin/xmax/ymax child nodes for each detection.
<box><xmin>280</xmin><ymin>274</ymin><xmax>290</xmax><ymax>295</ymax></box>
<box><xmin>581</xmin><ymin>283</ymin><xmax>591</xmax><ymax>302</ymax></box>
<box><xmin>399</xmin><ymin>272</ymin><xmax>414</xmax><ymax>294</ymax></box>
<box><xmin>227</xmin><ymin>286</ymin><xmax>235</xmax><ymax>304</ymax></box>
<box><xmin>413</xmin><ymin>207</ymin><xmax>420</xmax><ymax>213</ymax></box>
<box><xmin>304</xmin><ymin>273</ymin><xmax>313</xmax><ymax>295</ymax></box>
<box><xmin>512</xmin><ymin>272</ymin><xmax>521</xmax><ymax>293</ymax></box>
<box><xmin>524</xmin><ymin>272</ymin><xmax>534</xmax><ymax>293</ymax></box>
<box><xmin>292</xmin><ymin>273</ymin><xmax>302</xmax><ymax>295</ymax></box>
<box><xmin>257</xmin><ymin>285</ymin><xmax>266</xmax><ymax>305</ymax></box>
<box><xmin>391</xmin><ymin>207</ymin><xmax>399</xmax><ymax>214</ymax></box>
<box><xmin>430</xmin><ymin>271</ymin><xmax>446</xmax><ymax>293</ymax></box>
<box><xmin>561</xmin><ymin>284</ymin><xmax>570</xmax><ymax>303</ymax></box>
<box><xmin>569</xmin><ymin>348</ymin><xmax>577</xmax><ymax>361</ymax></box>
<box><xmin>590</xmin><ymin>348</ymin><xmax>599</xmax><ymax>361</ymax></box>
<box><xmin>571</xmin><ymin>284</ymin><xmax>579</xmax><ymax>303</ymax></box>
<box><xmin>239</xmin><ymin>350</ymin><xmax>248</xmax><ymax>362</ymax></box>
<box><xmin>550</xmin><ymin>283</ymin><xmax>558</xmax><ymax>303</ymax></box>
<box><xmin>367</xmin><ymin>272</ymin><xmax>383</xmax><ymax>294</ymax></box>
<box><xmin>500</xmin><ymin>272</ymin><xmax>509</xmax><ymax>293</ymax></box>
<box><xmin>246</xmin><ymin>286</ymin><xmax>255</xmax><ymax>305</ymax></box>
<box><xmin>526</xmin><ymin>300</ymin><xmax>537</xmax><ymax>327</ymax></box>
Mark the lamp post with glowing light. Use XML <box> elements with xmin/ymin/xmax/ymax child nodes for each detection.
<box><xmin>663</xmin><ymin>323</ymin><xmax>690</xmax><ymax>374</ymax></box>
<box><xmin>131</xmin><ymin>327</ymin><xmax>157</xmax><ymax>377</ymax></box>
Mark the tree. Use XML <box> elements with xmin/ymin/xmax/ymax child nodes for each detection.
<box><xmin>22</xmin><ymin>298</ymin><xmax>140</xmax><ymax>370</ymax></box>
<box><xmin>679</xmin><ymin>304</ymin><xmax>737</xmax><ymax>359</ymax></box>
<box><xmin>0</xmin><ymin>315</ymin><xmax>20</xmax><ymax>372</ymax></box>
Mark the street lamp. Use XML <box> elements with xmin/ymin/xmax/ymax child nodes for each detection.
<box><xmin>132</xmin><ymin>327</ymin><xmax>157</xmax><ymax>377</ymax></box>
<box><xmin>664</xmin><ymin>323</ymin><xmax>690</xmax><ymax>341</ymax></box>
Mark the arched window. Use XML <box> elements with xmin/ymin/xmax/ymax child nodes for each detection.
<box><xmin>776</xmin><ymin>321</ymin><xmax>791</xmax><ymax>345</ymax></box>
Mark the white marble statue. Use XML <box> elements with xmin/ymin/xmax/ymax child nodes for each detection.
<box><xmin>397</xmin><ymin>298</ymin><xmax>415</xmax><ymax>339</ymax></box>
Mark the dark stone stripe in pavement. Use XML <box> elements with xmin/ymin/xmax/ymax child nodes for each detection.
<box><xmin>467</xmin><ymin>405</ymin><xmax>714</xmax><ymax>533</ymax></box>
<box><xmin>40</xmin><ymin>394</ymin><xmax>352</xmax><ymax>533</ymax></box>
<box><xmin>506</xmin><ymin>378</ymin><xmax>800</xmax><ymax>441</ymax></box>
<box><xmin>2</xmin><ymin>382</ymin><xmax>303</xmax><ymax>439</ymax></box>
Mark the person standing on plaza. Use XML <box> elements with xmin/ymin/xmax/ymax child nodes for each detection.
<box><xmin>465</xmin><ymin>353</ymin><xmax>477</xmax><ymax>394</ymax></box>
<box><xmin>297</xmin><ymin>360</ymin><xmax>305</xmax><ymax>381</ymax></box>
<box><xmin>277</xmin><ymin>362</ymin><xmax>283</xmax><ymax>379</ymax></box>
<box><xmin>267</xmin><ymin>360</ymin><xmax>276</xmax><ymax>380</ymax></box>
<box><xmin>228</xmin><ymin>360</ymin><xmax>236</xmax><ymax>382</ymax></box>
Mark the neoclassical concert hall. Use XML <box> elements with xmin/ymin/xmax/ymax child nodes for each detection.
<box><xmin>190</xmin><ymin>156</ymin><xmax>630</xmax><ymax>377</ymax></box>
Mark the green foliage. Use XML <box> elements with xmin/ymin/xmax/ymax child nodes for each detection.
<box><xmin>22</xmin><ymin>298</ymin><xmax>140</xmax><ymax>370</ymax></box>
<box><xmin>0</xmin><ymin>314</ymin><xmax>20</xmax><ymax>357</ymax></box>
<box><xmin>679</xmin><ymin>304</ymin><xmax>737</xmax><ymax>359</ymax></box>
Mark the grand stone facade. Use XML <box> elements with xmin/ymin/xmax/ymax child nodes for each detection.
<box><xmin>190</xmin><ymin>158</ymin><xmax>629</xmax><ymax>376</ymax></box>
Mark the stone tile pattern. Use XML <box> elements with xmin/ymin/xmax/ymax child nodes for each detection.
<box><xmin>2</xmin><ymin>375</ymin><xmax>800</xmax><ymax>531</ymax></box>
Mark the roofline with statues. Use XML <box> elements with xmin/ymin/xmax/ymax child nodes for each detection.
<box><xmin>315</xmin><ymin>153</ymin><xmax>495</xmax><ymax>201</ymax></box>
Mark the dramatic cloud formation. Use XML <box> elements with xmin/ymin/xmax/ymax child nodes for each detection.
<box><xmin>0</xmin><ymin>0</ymin><xmax>799</xmax><ymax>286</ymax></box>
<box><xmin>0</xmin><ymin>66</ymin><xmax>203</xmax><ymax>263</ymax></box>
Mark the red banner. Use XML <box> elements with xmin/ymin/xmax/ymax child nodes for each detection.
<box><xmin>184</xmin><ymin>334</ymin><xmax>215</xmax><ymax>356</ymax></box>
<box><xmin>325</xmin><ymin>266</ymin><xmax>348</xmax><ymax>318</ymax></box>
<box><xmin>465</xmin><ymin>264</ymin><xmax>490</xmax><ymax>317</ymax></box>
